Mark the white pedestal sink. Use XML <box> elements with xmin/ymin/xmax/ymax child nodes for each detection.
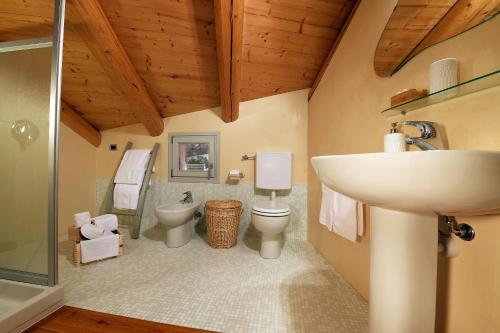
<box><xmin>311</xmin><ymin>150</ymin><xmax>500</xmax><ymax>333</ymax></box>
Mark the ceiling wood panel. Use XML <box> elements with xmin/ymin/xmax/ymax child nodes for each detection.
<box><xmin>1</xmin><ymin>0</ymin><xmax>358</xmax><ymax>136</ymax></box>
<box><xmin>67</xmin><ymin>0</ymin><xmax>164</xmax><ymax>136</ymax></box>
<box><xmin>99</xmin><ymin>0</ymin><xmax>219</xmax><ymax>119</ymax></box>
<box><xmin>241</xmin><ymin>0</ymin><xmax>356</xmax><ymax>101</ymax></box>
<box><xmin>0</xmin><ymin>0</ymin><xmax>137</xmax><ymax>132</ymax></box>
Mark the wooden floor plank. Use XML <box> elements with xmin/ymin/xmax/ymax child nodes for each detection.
<box><xmin>27</xmin><ymin>306</ymin><xmax>215</xmax><ymax>333</ymax></box>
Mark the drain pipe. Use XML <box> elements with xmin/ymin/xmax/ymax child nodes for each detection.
<box><xmin>438</xmin><ymin>216</ymin><xmax>475</xmax><ymax>257</ymax></box>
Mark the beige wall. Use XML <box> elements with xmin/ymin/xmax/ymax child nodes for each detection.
<box><xmin>308</xmin><ymin>1</ymin><xmax>500</xmax><ymax>332</ymax></box>
<box><xmin>96</xmin><ymin>89</ymin><xmax>309</xmax><ymax>185</ymax></box>
<box><xmin>58</xmin><ymin>123</ymin><xmax>97</xmax><ymax>239</ymax></box>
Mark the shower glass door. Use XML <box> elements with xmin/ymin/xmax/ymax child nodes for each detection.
<box><xmin>0</xmin><ymin>0</ymin><xmax>65</xmax><ymax>286</ymax></box>
<box><xmin>0</xmin><ymin>40</ymin><xmax>53</xmax><ymax>285</ymax></box>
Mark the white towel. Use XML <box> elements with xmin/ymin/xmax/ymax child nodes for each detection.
<box><xmin>81</xmin><ymin>223</ymin><xmax>105</xmax><ymax>240</ymax></box>
<box><xmin>92</xmin><ymin>214</ymin><xmax>118</xmax><ymax>232</ymax></box>
<box><xmin>73</xmin><ymin>211</ymin><xmax>91</xmax><ymax>227</ymax></box>
<box><xmin>320</xmin><ymin>184</ymin><xmax>364</xmax><ymax>242</ymax></box>
<box><xmin>114</xmin><ymin>149</ymin><xmax>150</xmax><ymax>185</ymax></box>
<box><xmin>113</xmin><ymin>183</ymin><xmax>141</xmax><ymax>210</ymax></box>
<box><xmin>80</xmin><ymin>234</ymin><xmax>119</xmax><ymax>264</ymax></box>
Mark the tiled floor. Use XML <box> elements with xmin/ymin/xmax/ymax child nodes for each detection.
<box><xmin>59</xmin><ymin>227</ymin><xmax>368</xmax><ymax>333</ymax></box>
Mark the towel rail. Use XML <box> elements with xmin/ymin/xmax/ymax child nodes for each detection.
<box><xmin>242</xmin><ymin>154</ymin><xmax>255</xmax><ymax>161</ymax></box>
<box><xmin>104</xmin><ymin>141</ymin><xmax>160</xmax><ymax>239</ymax></box>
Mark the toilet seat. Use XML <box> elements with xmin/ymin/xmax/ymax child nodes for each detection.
<box><xmin>252</xmin><ymin>201</ymin><xmax>290</xmax><ymax>217</ymax></box>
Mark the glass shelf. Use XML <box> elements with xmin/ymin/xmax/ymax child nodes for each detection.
<box><xmin>382</xmin><ymin>70</ymin><xmax>500</xmax><ymax>116</ymax></box>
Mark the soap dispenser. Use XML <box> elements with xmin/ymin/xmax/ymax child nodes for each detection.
<box><xmin>384</xmin><ymin>123</ymin><xmax>406</xmax><ymax>152</ymax></box>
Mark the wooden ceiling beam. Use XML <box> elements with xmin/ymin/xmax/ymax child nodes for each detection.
<box><xmin>308</xmin><ymin>0</ymin><xmax>361</xmax><ymax>100</ymax></box>
<box><xmin>230</xmin><ymin>0</ymin><xmax>245</xmax><ymax>121</ymax></box>
<box><xmin>61</xmin><ymin>101</ymin><xmax>102</xmax><ymax>147</ymax></box>
<box><xmin>66</xmin><ymin>0</ymin><xmax>164</xmax><ymax>136</ymax></box>
<box><xmin>214</xmin><ymin>0</ymin><xmax>232</xmax><ymax>122</ymax></box>
<box><xmin>214</xmin><ymin>0</ymin><xmax>245</xmax><ymax>123</ymax></box>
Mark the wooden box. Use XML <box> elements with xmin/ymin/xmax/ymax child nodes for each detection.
<box><xmin>68</xmin><ymin>226</ymin><xmax>124</xmax><ymax>266</ymax></box>
<box><xmin>390</xmin><ymin>89</ymin><xmax>428</xmax><ymax>106</ymax></box>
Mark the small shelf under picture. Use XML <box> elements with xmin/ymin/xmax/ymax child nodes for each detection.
<box><xmin>382</xmin><ymin>69</ymin><xmax>500</xmax><ymax>117</ymax></box>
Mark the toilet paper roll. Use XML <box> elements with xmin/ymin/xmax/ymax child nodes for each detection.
<box><xmin>429</xmin><ymin>58</ymin><xmax>458</xmax><ymax>94</ymax></box>
<box><xmin>228</xmin><ymin>170</ymin><xmax>244</xmax><ymax>180</ymax></box>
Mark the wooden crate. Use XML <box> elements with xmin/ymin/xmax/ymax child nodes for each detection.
<box><xmin>390</xmin><ymin>89</ymin><xmax>428</xmax><ymax>106</ymax></box>
<box><xmin>68</xmin><ymin>226</ymin><xmax>124</xmax><ymax>266</ymax></box>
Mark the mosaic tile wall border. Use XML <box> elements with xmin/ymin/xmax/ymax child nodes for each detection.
<box><xmin>96</xmin><ymin>179</ymin><xmax>307</xmax><ymax>240</ymax></box>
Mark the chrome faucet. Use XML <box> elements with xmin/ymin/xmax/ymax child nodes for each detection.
<box><xmin>181</xmin><ymin>191</ymin><xmax>193</xmax><ymax>204</ymax></box>
<box><xmin>399</xmin><ymin>121</ymin><xmax>438</xmax><ymax>151</ymax></box>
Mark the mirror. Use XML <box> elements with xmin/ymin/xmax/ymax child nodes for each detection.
<box><xmin>374</xmin><ymin>0</ymin><xmax>499</xmax><ymax>77</ymax></box>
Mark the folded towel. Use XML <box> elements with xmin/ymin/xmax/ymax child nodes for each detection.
<box><xmin>81</xmin><ymin>223</ymin><xmax>105</xmax><ymax>240</ymax></box>
<box><xmin>320</xmin><ymin>184</ymin><xmax>364</xmax><ymax>242</ymax></box>
<box><xmin>80</xmin><ymin>234</ymin><xmax>119</xmax><ymax>264</ymax></box>
<box><xmin>92</xmin><ymin>214</ymin><xmax>118</xmax><ymax>232</ymax></box>
<box><xmin>113</xmin><ymin>183</ymin><xmax>141</xmax><ymax>210</ymax></box>
<box><xmin>73</xmin><ymin>211</ymin><xmax>91</xmax><ymax>228</ymax></box>
<box><xmin>114</xmin><ymin>149</ymin><xmax>150</xmax><ymax>185</ymax></box>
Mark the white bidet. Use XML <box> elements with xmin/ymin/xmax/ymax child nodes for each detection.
<box><xmin>155</xmin><ymin>201</ymin><xmax>200</xmax><ymax>248</ymax></box>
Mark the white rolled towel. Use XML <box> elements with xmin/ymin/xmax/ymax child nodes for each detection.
<box><xmin>81</xmin><ymin>223</ymin><xmax>105</xmax><ymax>240</ymax></box>
<box><xmin>92</xmin><ymin>214</ymin><xmax>118</xmax><ymax>233</ymax></box>
<box><xmin>74</xmin><ymin>211</ymin><xmax>91</xmax><ymax>228</ymax></box>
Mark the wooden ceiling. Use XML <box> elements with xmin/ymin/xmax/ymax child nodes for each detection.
<box><xmin>0</xmin><ymin>0</ymin><xmax>358</xmax><ymax>145</ymax></box>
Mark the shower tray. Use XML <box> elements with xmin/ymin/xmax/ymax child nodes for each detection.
<box><xmin>0</xmin><ymin>279</ymin><xmax>63</xmax><ymax>333</ymax></box>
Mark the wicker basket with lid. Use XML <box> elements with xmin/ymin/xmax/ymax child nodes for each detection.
<box><xmin>204</xmin><ymin>200</ymin><xmax>243</xmax><ymax>248</ymax></box>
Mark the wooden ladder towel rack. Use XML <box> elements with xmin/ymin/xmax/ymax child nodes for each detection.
<box><xmin>104</xmin><ymin>141</ymin><xmax>160</xmax><ymax>239</ymax></box>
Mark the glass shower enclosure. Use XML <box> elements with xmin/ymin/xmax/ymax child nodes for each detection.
<box><xmin>0</xmin><ymin>0</ymin><xmax>65</xmax><ymax>331</ymax></box>
<box><xmin>0</xmin><ymin>39</ymin><xmax>58</xmax><ymax>286</ymax></box>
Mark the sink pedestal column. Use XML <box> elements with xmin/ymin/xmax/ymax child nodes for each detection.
<box><xmin>370</xmin><ymin>207</ymin><xmax>438</xmax><ymax>333</ymax></box>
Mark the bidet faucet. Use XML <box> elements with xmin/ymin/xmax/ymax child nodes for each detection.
<box><xmin>181</xmin><ymin>191</ymin><xmax>193</xmax><ymax>204</ymax></box>
<box><xmin>399</xmin><ymin>121</ymin><xmax>438</xmax><ymax>151</ymax></box>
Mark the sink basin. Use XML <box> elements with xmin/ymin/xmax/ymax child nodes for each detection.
<box><xmin>311</xmin><ymin>149</ymin><xmax>500</xmax><ymax>333</ymax></box>
<box><xmin>311</xmin><ymin>150</ymin><xmax>500</xmax><ymax>216</ymax></box>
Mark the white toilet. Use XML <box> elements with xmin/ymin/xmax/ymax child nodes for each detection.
<box><xmin>251</xmin><ymin>152</ymin><xmax>292</xmax><ymax>259</ymax></box>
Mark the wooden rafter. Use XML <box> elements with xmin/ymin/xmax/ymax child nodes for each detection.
<box><xmin>230</xmin><ymin>0</ymin><xmax>245</xmax><ymax>121</ymax></box>
<box><xmin>214</xmin><ymin>0</ymin><xmax>245</xmax><ymax>122</ymax></box>
<box><xmin>61</xmin><ymin>101</ymin><xmax>102</xmax><ymax>147</ymax></box>
<box><xmin>0</xmin><ymin>0</ymin><xmax>361</xmax><ymax>130</ymax></box>
<box><xmin>66</xmin><ymin>0</ymin><xmax>164</xmax><ymax>136</ymax></box>
<box><xmin>214</xmin><ymin>0</ymin><xmax>232</xmax><ymax>122</ymax></box>
<box><xmin>308</xmin><ymin>0</ymin><xmax>361</xmax><ymax>100</ymax></box>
